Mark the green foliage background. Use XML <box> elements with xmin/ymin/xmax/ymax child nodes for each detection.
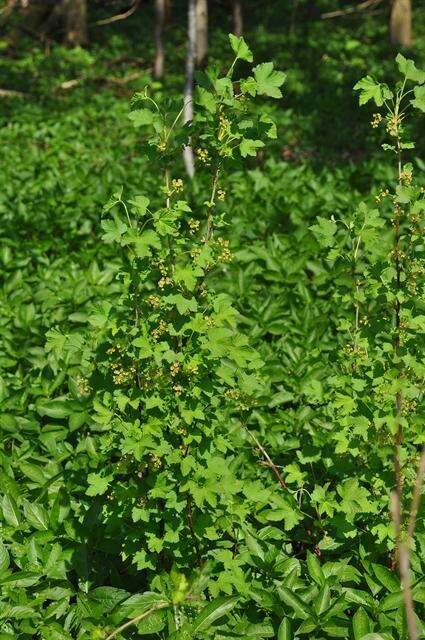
<box><xmin>0</xmin><ymin>1</ymin><xmax>424</xmax><ymax>639</ymax></box>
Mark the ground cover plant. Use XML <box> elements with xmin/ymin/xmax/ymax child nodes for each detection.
<box><xmin>0</xmin><ymin>1</ymin><xmax>424</xmax><ymax>639</ymax></box>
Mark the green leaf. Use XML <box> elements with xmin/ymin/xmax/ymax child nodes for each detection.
<box><xmin>128</xmin><ymin>195</ymin><xmax>150</xmax><ymax>215</ymax></box>
<box><xmin>278</xmin><ymin>618</ymin><xmax>292</xmax><ymax>640</ymax></box>
<box><xmin>196</xmin><ymin>87</ymin><xmax>217</xmax><ymax>113</ymax></box>
<box><xmin>36</xmin><ymin>399</ymin><xmax>72</xmax><ymax>419</ymax></box>
<box><xmin>128</xmin><ymin>109</ymin><xmax>154</xmax><ymax>127</ymax></box>
<box><xmin>0</xmin><ymin>571</ymin><xmax>41</xmax><ymax>588</ymax></box>
<box><xmin>307</xmin><ymin>550</ymin><xmax>325</xmax><ymax>585</ymax></box>
<box><xmin>190</xmin><ymin>596</ymin><xmax>238</xmax><ymax>634</ymax></box>
<box><xmin>379</xmin><ymin>590</ymin><xmax>404</xmax><ymax>611</ymax></box>
<box><xmin>353</xmin><ymin>607</ymin><xmax>372</xmax><ymax>640</ymax></box>
<box><xmin>88</xmin><ymin>587</ymin><xmax>130</xmax><ymax>614</ymax></box>
<box><xmin>165</xmin><ymin>294</ymin><xmax>198</xmax><ymax>315</ymax></box>
<box><xmin>353</xmin><ymin>76</ymin><xmax>392</xmax><ymax>106</ymax></box>
<box><xmin>240</xmin><ymin>138</ymin><xmax>265</xmax><ymax>158</ymax></box>
<box><xmin>278</xmin><ymin>586</ymin><xmax>312</xmax><ymax>619</ymax></box>
<box><xmin>2</xmin><ymin>494</ymin><xmax>20</xmax><ymax>527</ymax></box>
<box><xmin>103</xmin><ymin>187</ymin><xmax>123</xmax><ymax>212</ymax></box>
<box><xmin>0</xmin><ymin>541</ymin><xmax>10</xmax><ymax>574</ymax></box>
<box><xmin>253</xmin><ymin>62</ymin><xmax>286</xmax><ymax>98</ymax></box>
<box><xmin>120</xmin><ymin>593</ymin><xmax>169</xmax><ymax>617</ymax></box>
<box><xmin>229</xmin><ymin>34</ymin><xmax>253</xmax><ymax>62</ymax></box>
<box><xmin>86</xmin><ymin>472</ymin><xmax>113</xmax><ymax>497</ymax></box>
<box><xmin>411</xmin><ymin>85</ymin><xmax>425</xmax><ymax>112</ymax></box>
<box><xmin>137</xmin><ymin>609</ymin><xmax>166</xmax><ymax>635</ymax></box>
<box><xmin>315</xmin><ymin>584</ymin><xmax>331</xmax><ymax>616</ymax></box>
<box><xmin>130</xmin><ymin>229</ymin><xmax>161</xmax><ymax>258</ymax></box>
<box><xmin>23</xmin><ymin>500</ymin><xmax>48</xmax><ymax>530</ymax></box>
<box><xmin>395</xmin><ymin>53</ymin><xmax>425</xmax><ymax>84</ymax></box>
<box><xmin>310</xmin><ymin>216</ymin><xmax>337</xmax><ymax>247</ymax></box>
<box><xmin>244</xmin><ymin>529</ymin><xmax>265</xmax><ymax>562</ymax></box>
<box><xmin>101</xmin><ymin>215</ymin><xmax>127</xmax><ymax>244</ymax></box>
<box><xmin>371</xmin><ymin>564</ymin><xmax>400</xmax><ymax>592</ymax></box>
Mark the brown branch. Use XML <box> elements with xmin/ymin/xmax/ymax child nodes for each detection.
<box><xmin>93</xmin><ymin>0</ymin><xmax>140</xmax><ymax>26</ymax></box>
<box><xmin>390</xmin><ymin>491</ymin><xmax>418</xmax><ymax>640</ymax></box>
<box><xmin>407</xmin><ymin>447</ymin><xmax>425</xmax><ymax>545</ymax></box>
<box><xmin>321</xmin><ymin>0</ymin><xmax>382</xmax><ymax>19</ymax></box>
<box><xmin>243</xmin><ymin>425</ymin><xmax>288</xmax><ymax>490</ymax></box>
<box><xmin>0</xmin><ymin>88</ymin><xmax>26</xmax><ymax>97</ymax></box>
<box><xmin>56</xmin><ymin>71</ymin><xmax>144</xmax><ymax>92</ymax></box>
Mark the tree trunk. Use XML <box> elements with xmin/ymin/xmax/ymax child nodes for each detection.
<box><xmin>195</xmin><ymin>0</ymin><xmax>208</xmax><ymax>65</ymax></box>
<box><xmin>232</xmin><ymin>0</ymin><xmax>243</xmax><ymax>37</ymax></box>
<box><xmin>63</xmin><ymin>0</ymin><xmax>87</xmax><ymax>46</ymax></box>
<box><xmin>183</xmin><ymin>0</ymin><xmax>196</xmax><ymax>177</ymax></box>
<box><xmin>154</xmin><ymin>0</ymin><xmax>166</xmax><ymax>78</ymax></box>
<box><xmin>390</xmin><ymin>0</ymin><xmax>412</xmax><ymax>47</ymax></box>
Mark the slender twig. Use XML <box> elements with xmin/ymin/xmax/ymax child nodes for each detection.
<box><xmin>186</xmin><ymin>493</ymin><xmax>202</xmax><ymax>567</ymax></box>
<box><xmin>105</xmin><ymin>603</ymin><xmax>169</xmax><ymax>640</ymax></box>
<box><xmin>94</xmin><ymin>0</ymin><xmax>140</xmax><ymax>26</ymax></box>
<box><xmin>204</xmin><ymin>167</ymin><xmax>220</xmax><ymax>243</ymax></box>
<box><xmin>321</xmin><ymin>0</ymin><xmax>382</xmax><ymax>19</ymax></box>
<box><xmin>243</xmin><ymin>425</ymin><xmax>288</xmax><ymax>490</ymax></box>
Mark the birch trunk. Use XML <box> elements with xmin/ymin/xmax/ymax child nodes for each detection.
<box><xmin>154</xmin><ymin>0</ymin><xmax>166</xmax><ymax>78</ymax></box>
<box><xmin>183</xmin><ymin>0</ymin><xmax>196</xmax><ymax>177</ymax></box>
<box><xmin>233</xmin><ymin>0</ymin><xmax>243</xmax><ymax>37</ymax></box>
<box><xmin>390</xmin><ymin>0</ymin><xmax>412</xmax><ymax>47</ymax></box>
<box><xmin>195</xmin><ymin>0</ymin><xmax>208</xmax><ymax>65</ymax></box>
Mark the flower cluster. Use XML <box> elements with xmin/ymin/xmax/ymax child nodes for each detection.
<box><xmin>152</xmin><ymin>319</ymin><xmax>167</xmax><ymax>342</ymax></box>
<box><xmin>216</xmin><ymin>237</ymin><xmax>232</xmax><ymax>263</ymax></box>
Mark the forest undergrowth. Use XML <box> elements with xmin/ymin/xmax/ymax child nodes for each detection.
<box><xmin>0</xmin><ymin>2</ymin><xmax>424</xmax><ymax>639</ymax></box>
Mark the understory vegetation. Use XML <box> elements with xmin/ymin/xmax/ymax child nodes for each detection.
<box><xmin>0</xmin><ymin>2</ymin><xmax>424</xmax><ymax>639</ymax></box>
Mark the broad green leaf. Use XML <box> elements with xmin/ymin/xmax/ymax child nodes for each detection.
<box><xmin>371</xmin><ymin>564</ymin><xmax>400</xmax><ymax>592</ymax></box>
<box><xmin>395</xmin><ymin>54</ymin><xmax>425</xmax><ymax>84</ymax></box>
<box><xmin>165</xmin><ymin>294</ymin><xmax>198</xmax><ymax>315</ymax></box>
<box><xmin>278</xmin><ymin>617</ymin><xmax>292</xmax><ymax>640</ymax></box>
<box><xmin>240</xmin><ymin>138</ymin><xmax>265</xmax><ymax>158</ymax></box>
<box><xmin>315</xmin><ymin>584</ymin><xmax>331</xmax><ymax>616</ymax></box>
<box><xmin>310</xmin><ymin>216</ymin><xmax>337</xmax><ymax>247</ymax></box>
<box><xmin>0</xmin><ymin>571</ymin><xmax>41</xmax><ymax>588</ymax></box>
<box><xmin>253</xmin><ymin>62</ymin><xmax>286</xmax><ymax>98</ymax></box>
<box><xmin>128</xmin><ymin>109</ymin><xmax>154</xmax><ymax>127</ymax></box>
<box><xmin>137</xmin><ymin>609</ymin><xmax>166</xmax><ymax>635</ymax></box>
<box><xmin>23</xmin><ymin>500</ymin><xmax>48</xmax><ymax>531</ymax></box>
<box><xmin>2</xmin><ymin>494</ymin><xmax>20</xmax><ymax>527</ymax></box>
<box><xmin>353</xmin><ymin>607</ymin><xmax>372</xmax><ymax>640</ymax></box>
<box><xmin>86</xmin><ymin>472</ymin><xmax>113</xmax><ymax>497</ymax></box>
<box><xmin>244</xmin><ymin>529</ymin><xmax>265</xmax><ymax>562</ymax></box>
<box><xmin>229</xmin><ymin>34</ymin><xmax>253</xmax><ymax>62</ymax></box>
<box><xmin>278</xmin><ymin>586</ymin><xmax>311</xmax><ymax>619</ymax></box>
<box><xmin>101</xmin><ymin>215</ymin><xmax>127</xmax><ymax>244</ymax></box>
<box><xmin>0</xmin><ymin>541</ymin><xmax>10</xmax><ymax>573</ymax></box>
<box><xmin>379</xmin><ymin>590</ymin><xmax>404</xmax><ymax>611</ymax></box>
<box><xmin>191</xmin><ymin>596</ymin><xmax>238</xmax><ymax>633</ymax></box>
<box><xmin>120</xmin><ymin>592</ymin><xmax>169</xmax><ymax>617</ymax></box>
<box><xmin>196</xmin><ymin>87</ymin><xmax>217</xmax><ymax>113</ymax></box>
<box><xmin>36</xmin><ymin>399</ymin><xmax>72</xmax><ymax>419</ymax></box>
<box><xmin>411</xmin><ymin>85</ymin><xmax>425</xmax><ymax>112</ymax></box>
<box><xmin>307</xmin><ymin>551</ymin><xmax>325</xmax><ymax>585</ymax></box>
<box><xmin>88</xmin><ymin>586</ymin><xmax>130</xmax><ymax>614</ymax></box>
<box><xmin>353</xmin><ymin>76</ymin><xmax>392</xmax><ymax>106</ymax></box>
<box><xmin>128</xmin><ymin>195</ymin><xmax>150</xmax><ymax>215</ymax></box>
